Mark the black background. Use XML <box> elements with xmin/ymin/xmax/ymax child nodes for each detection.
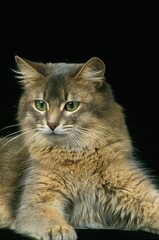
<box><xmin>0</xmin><ymin>1</ymin><xmax>158</xmax><ymax>239</ymax></box>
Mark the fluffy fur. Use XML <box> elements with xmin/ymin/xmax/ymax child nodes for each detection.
<box><xmin>0</xmin><ymin>56</ymin><xmax>158</xmax><ymax>240</ymax></box>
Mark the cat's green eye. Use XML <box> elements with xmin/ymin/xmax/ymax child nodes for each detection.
<box><xmin>35</xmin><ymin>100</ymin><xmax>47</xmax><ymax>111</ymax></box>
<box><xmin>64</xmin><ymin>101</ymin><xmax>79</xmax><ymax>112</ymax></box>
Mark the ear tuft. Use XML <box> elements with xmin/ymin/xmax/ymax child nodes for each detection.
<box><xmin>14</xmin><ymin>56</ymin><xmax>42</xmax><ymax>79</ymax></box>
<box><xmin>77</xmin><ymin>57</ymin><xmax>106</xmax><ymax>85</ymax></box>
<box><xmin>13</xmin><ymin>56</ymin><xmax>46</xmax><ymax>88</ymax></box>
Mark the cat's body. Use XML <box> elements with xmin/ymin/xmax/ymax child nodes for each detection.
<box><xmin>0</xmin><ymin>56</ymin><xmax>158</xmax><ymax>239</ymax></box>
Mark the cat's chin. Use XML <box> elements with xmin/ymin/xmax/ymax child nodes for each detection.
<box><xmin>29</xmin><ymin>131</ymin><xmax>97</xmax><ymax>151</ymax></box>
<box><xmin>39</xmin><ymin>132</ymin><xmax>84</xmax><ymax>150</ymax></box>
<box><xmin>44</xmin><ymin>130</ymin><xmax>69</xmax><ymax>139</ymax></box>
<box><xmin>40</xmin><ymin>132</ymin><xmax>104</xmax><ymax>151</ymax></box>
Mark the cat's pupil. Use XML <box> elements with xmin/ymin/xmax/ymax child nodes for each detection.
<box><xmin>67</xmin><ymin>102</ymin><xmax>74</xmax><ymax>109</ymax></box>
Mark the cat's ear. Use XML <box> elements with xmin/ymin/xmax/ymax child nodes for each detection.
<box><xmin>77</xmin><ymin>57</ymin><xmax>106</xmax><ymax>87</ymax></box>
<box><xmin>14</xmin><ymin>56</ymin><xmax>47</xmax><ymax>87</ymax></box>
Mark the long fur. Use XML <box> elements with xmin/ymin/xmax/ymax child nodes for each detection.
<box><xmin>0</xmin><ymin>56</ymin><xmax>159</xmax><ymax>240</ymax></box>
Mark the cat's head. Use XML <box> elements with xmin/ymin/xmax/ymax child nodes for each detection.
<box><xmin>14</xmin><ymin>56</ymin><xmax>127</xmax><ymax>150</ymax></box>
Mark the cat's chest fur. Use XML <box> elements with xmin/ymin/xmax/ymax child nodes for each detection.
<box><xmin>24</xmin><ymin>146</ymin><xmax>111</xmax><ymax>228</ymax></box>
<box><xmin>28</xmin><ymin>146</ymin><xmax>108</xmax><ymax>182</ymax></box>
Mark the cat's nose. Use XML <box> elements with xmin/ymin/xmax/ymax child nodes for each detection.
<box><xmin>47</xmin><ymin>122</ymin><xmax>59</xmax><ymax>131</ymax></box>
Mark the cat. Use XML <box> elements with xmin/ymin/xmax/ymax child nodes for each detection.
<box><xmin>0</xmin><ymin>55</ymin><xmax>158</xmax><ymax>240</ymax></box>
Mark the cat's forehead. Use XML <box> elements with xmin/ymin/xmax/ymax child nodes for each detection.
<box><xmin>43</xmin><ymin>63</ymin><xmax>83</xmax><ymax>101</ymax></box>
<box><xmin>49</xmin><ymin>63</ymin><xmax>83</xmax><ymax>77</ymax></box>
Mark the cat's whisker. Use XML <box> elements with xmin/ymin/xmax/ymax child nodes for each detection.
<box><xmin>66</xmin><ymin>131</ymin><xmax>85</xmax><ymax>149</ymax></box>
<box><xmin>16</xmin><ymin>131</ymin><xmax>41</xmax><ymax>153</ymax></box>
<box><xmin>0</xmin><ymin>129</ymin><xmax>25</xmax><ymax>142</ymax></box>
<box><xmin>0</xmin><ymin>122</ymin><xmax>28</xmax><ymax>133</ymax></box>
<box><xmin>0</xmin><ymin>127</ymin><xmax>36</xmax><ymax>143</ymax></box>
<box><xmin>75</xmin><ymin>127</ymin><xmax>108</xmax><ymax>146</ymax></box>
<box><xmin>87</xmin><ymin>125</ymin><xmax>115</xmax><ymax>135</ymax></box>
<box><xmin>66</xmin><ymin>132</ymin><xmax>81</xmax><ymax>148</ymax></box>
<box><xmin>0</xmin><ymin>129</ymin><xmax>36</xmax><ymax>152</ymax></box>
<box><xmin>90</xmin><ymin>124</ymin><xmax>117</xmax><ymax>135</ymax></box>
<box><xmin>79</xmin><ymin>126</ymin><xmax>131</xmax><ymax>150</ymax></box>
<box><xmin>78</xmin><ymin>126</ymin><xmax>125</xmax><ymax>148</ymax></box>
<box><xmin>0</xmin><ymin>130</ymin><xmax>22</xmax><ymax>142</ymax></box>
<box><xmin>0</xmin><ymin>124</ymin><xmax>20</xmax><ymax>132</ymax></box>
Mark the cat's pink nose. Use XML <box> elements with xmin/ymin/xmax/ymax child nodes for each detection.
<box><xmin>47</xmin><ymin>122</ymin><xmax>59</xmax><ymax>131</ymax></box>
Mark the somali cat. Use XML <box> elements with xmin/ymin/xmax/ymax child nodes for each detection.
<box><xmin>0</xmin><ymin>56</ymin><xmax>158</xmax><ymax>240</ymax></box>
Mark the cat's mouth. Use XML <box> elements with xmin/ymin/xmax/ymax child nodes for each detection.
<box><xmin>41</xmin><ymin>124</ymin><xmax>72</xmax><ymax>136</ymax></box>
<box><xmin>42</xmin><ymin>129</ymin><xmax>64</xmax><ymax>136</ymax></box>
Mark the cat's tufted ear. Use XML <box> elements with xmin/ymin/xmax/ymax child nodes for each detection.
<box><xmin>77</xmin><ymin>57</ymin><xmax>106</xmax><ymax>86</ymax></box>
<box><xmin>14</xmin><ymin>56</ymin><xmax>47</xmax><ymax>87</ymax></box>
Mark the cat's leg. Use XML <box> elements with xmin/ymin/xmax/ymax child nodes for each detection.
<box><xmin>101</xmin><ymin>165</ymin><xmax>159</xmax><ymax>235</ymax></box>
<box><xmin>117</xmin><ymin>189</ymin><xmax>159</xmax><ymax>235</ymax></box>
<box><xmin>134</xmin><ymin>190</ymin><xmax>159</xmax><ymax>235</ymax></box>
<box><xmin>12</xmin><ymin>204</ymin><xmax>76</xmax><ymax>240</ymax></box>
<box><xmin>11</xmin><ymin>180</ymin><xmax>77</xmax><ymax>240</ymax></box>
<box><xmin>0</xmin><ymin>181</ymin><xmax>15</xmax><ymax>228</ymax></box>
<box><xmin>12</xmin><ymin>200</ymin><xmax>76</xmax><ymax>240</ymax></box>
<box><xmin>0</xmin><ymin>200</ymin><xmax>13</xmax><ymax>228</ymax></box>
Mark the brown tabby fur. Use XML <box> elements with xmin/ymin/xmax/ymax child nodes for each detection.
<box><xmin>0</xmin><ymin>56</ymin><xmax>158</xmax><ymax>240</ymax></box>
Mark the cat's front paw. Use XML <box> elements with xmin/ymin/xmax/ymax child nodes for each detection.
<box><xmin>44</xmin><ymin>224</ymin><xmax>77</xmax><ymax>240</ymax></box>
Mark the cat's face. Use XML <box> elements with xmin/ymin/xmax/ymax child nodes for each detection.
<box><xmin>15</xmin><ymin>56</ymin><xmax>123</xmax><ymax>150</ymax></box>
